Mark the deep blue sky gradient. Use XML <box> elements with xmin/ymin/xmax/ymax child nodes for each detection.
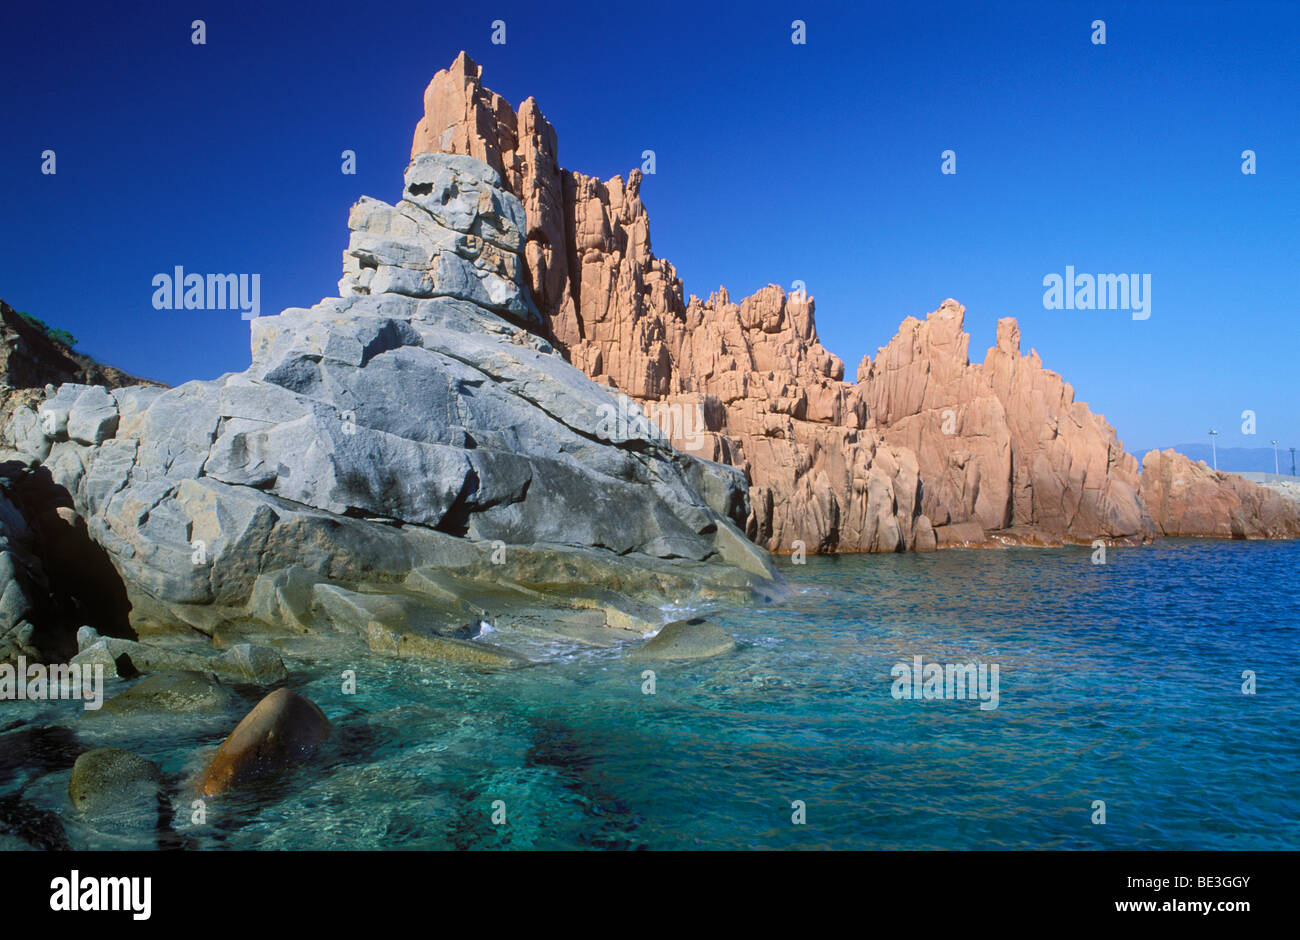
<box><xmin>2</xmin><ymin>0</ymin><xmax>1296</xmax><ymax>452</ymax></box>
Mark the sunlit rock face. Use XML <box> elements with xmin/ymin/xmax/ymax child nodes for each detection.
<box><xmin>857</xmin><ymin>301</ymin><xmax>1152</xmax><ymax>547</ymax></box>
<box><xmin>1140</xmin><ymin>449</ymin><xmax>1300</xmax><ymax>539</ymax></box>
<box><xmin>5</xmin><ymin>150</ymin><xmax>773</xmax><ymax>641</ymax></box>
<box><xmin>410</xmin><ymin>53</ymin><xmax>1180</xmax><ymax>552</ymax></box>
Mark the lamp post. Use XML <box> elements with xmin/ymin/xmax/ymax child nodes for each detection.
<box><xmin>1272</xmin><ymin>440</ymin><xmax>1280</xmax><ymax>475</ymax></box>
<box><xmin>1209</xmin><ymin>429</ymin><xmax>1219</xmax><ymax>471</ymax></box>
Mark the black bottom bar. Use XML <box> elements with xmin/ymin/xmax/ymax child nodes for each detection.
<box><xmin>8</xmin><ymin>850</ymin><xmax>1286</xmax><ymax>926</ymax></box>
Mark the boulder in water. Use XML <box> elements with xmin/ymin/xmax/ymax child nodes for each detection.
<box><xmin>68</xmin><ymin>747</ymin><xmax>162</xmax><ymax>815</ymax></box>
<box><xmin>198</xmin><ymin>688</ymin><xmax>330</xmax><ymax>796</ymax></box>
<box><xmin>630</xmin><ymin>618</ymin><xmax>736</xmax><ymax>662</ymax></box>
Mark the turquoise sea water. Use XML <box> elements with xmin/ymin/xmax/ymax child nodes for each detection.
<box><xmin>4</xmin><ymin>539</ymin><xmax>1298</xmax><ymax>850</ymax></box>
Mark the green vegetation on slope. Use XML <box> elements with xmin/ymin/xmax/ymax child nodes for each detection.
<box><xmin>14</xmin><ymin>310</ymin><xmax>78</xmax><ymax>348</ymax></box>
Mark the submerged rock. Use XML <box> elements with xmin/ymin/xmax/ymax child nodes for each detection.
<box><xmin>198</xmin><ymin>688</ymin><xmax>330</xmax><ymax>797</ymax></box>
<box><xmin>0</xmin><ymin>724</ymin><xmax>83</xmax><ymax>787</ymax></box>
<box><xmin>366</xmin><ymin>620</ymin><xmax>529</xmax><ymax>668</ymax></box>
<box><xmin>68</xmin><ymin>746</ymin><xmax>162</xmax><ymax>815</ymax></box>
<box><xmin>0</xmin><ymin>793</ymin><xmax>70</xmax><ymax>850</ymax></box>
<box><xmin>98</xmin><ymin>671</ymin><xmax>232</xmax><ymax>715</ymax></box>
<box><xmin>630</xmin><ymin>618</ymin><xmax>736</xmax><ymax>662</ymax></box>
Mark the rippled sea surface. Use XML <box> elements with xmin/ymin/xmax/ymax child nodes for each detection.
<box><xmin>6</xmin><ymin>539</ymin><xmax>1299</xmax><ymax>850</ymax></box>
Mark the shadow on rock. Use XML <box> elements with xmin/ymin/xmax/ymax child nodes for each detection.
<box><xmin>1</xmin><ymin>461</ymin><xmax>135</xmax><ymax>660</ymax></box>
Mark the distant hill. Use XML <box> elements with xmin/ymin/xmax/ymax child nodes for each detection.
<box><xmin>1140</xmin><ymin>443</ymin><xmax>1298</xmax><ymax>477</ymax></box>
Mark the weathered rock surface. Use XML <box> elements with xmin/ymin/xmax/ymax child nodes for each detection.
<box><xmin>858</xmin><ymin>302</ymin><xmax>1152</xmax><ymax>546</ymax></box>
<box><xmin>0</xmin><ymin>464</ymin><xmax>137</xmax><ymax>665</ymax></box>
<box><xmin>366</xmin><ymin>620</ymin><xmax>530</xmax><ymax>668</ymax></box>
<box><xmin>198</xmin><ymin>688</ymin><xmax>330</xmax><ymax>796</ymax></box>
<box><xmin>71</xmin><ymin>635</ymin><xmax>284</xmax><ymax>685</ymax></box>
<box><xmin>218</xmin><ymin>643</ymin><xmax>288</xmax><ymax>684</ymax></box>
<box><xmin>0</xmin><ymin>485</ymin><xmax>44</xmax><ymax>663</ymax></box>
<box><xmin>629</xmin><ymin>618</ymin><xmax>736</xmax><ymax>662</ymax></box>
<box><xmin>3</xmin><ymin>150</ymin><xmax>774</xmax><ymax>648</ymax></box>
<box><xmin>68</xmin><ymin>746</ymin><xmax>162</xmax><ymax>814</ymax></box>
<box><xmin>409</xmin><ymin>53</ymin><xmax>1292</xmax><ymax>553</ymax></box>
<box><xmin>98</xmin><ymin>671</ymin><xmax>233</xmax><ymax>715</ymax></box>
<box><xmin>1140</xmin><ymin>449</ymin><xmax>1300</xmax><ymax>538</ymax></box>
<box><xmin>68</xmin><ymin>638</ymin><xmax>132</xmax><ymax>679</ymax></box>
<box><xmin>0</xmin><ymin>302</ymin><xmax>154</xmax><ymax>663</ymax></box>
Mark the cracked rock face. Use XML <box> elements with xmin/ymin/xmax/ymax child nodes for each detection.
<box><xmin>1140</xmin><ymin>449</ymin><xmax>1300</xmax><ymax>539</ymax></box>
<box><xmin>857</xmin><ymin>300</ymin><xmax>1153</xmax><ymax>546</ymax></box>
<box><xmin>6</xmin><ymin>152</ymin><xmax>771</xmax><ymax>627</ymax></box>
<box><xmin>410</xmin><ymin>53</ymin><xmax>934</xmax><ymax>554</ymax></box>
<box><xmin>338</xmin><ymin>154</ymin><xmax>539</xmax><ymax>324</ymax></box>
<box><xmin>409</xmin><ymin>53</ymin><xmax>1150</xmax><ymax>552</ymax></box>
<box><xmin>0</xmin><ymin>488</ymin><xmax>42</xmax><ymax>662</ymax></box>
<box><xmin>409</xmin><ymin>53</ymin><xmax>1297</xmax><ymax>552</ymax></box>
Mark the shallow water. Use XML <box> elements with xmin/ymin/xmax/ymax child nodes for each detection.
<box><xmin>3</xmin><ymin>538</ymin><xmax>1297</xmax><ymax>850</ymax></box>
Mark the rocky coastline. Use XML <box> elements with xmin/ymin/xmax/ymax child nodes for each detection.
<box><xmin>0</xmin><ymin>52</ymin><xmax>1296</xmax><ymax>845</ymax></box>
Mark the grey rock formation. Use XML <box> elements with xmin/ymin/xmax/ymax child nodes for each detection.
<box><xmin>0</xmin><ymin>487</ymin><xmax>42</xmax><ymax>663</ymax></box>
<box><xmin>630</xmin><ymin>618</ymin><xmax>737</xmax><ymax>661</ymax></box>
<box><xmin>6</xmin><ymin>153</ymin><xmax>775</xmax><ymax>646</ymax></box>
<box><xmin>339</xmin><ymin>154</ymin><xmax>539</xmax><ymax>324</ymax></box>
<box><xmin>70</xmin><ymin>635</ymin><xmax>283</xmax><ymax>685</ymax></box>
<box><xmin>218</xmin><ymin>643</ymin><xmax>288</xmax><ymax>684</ymax></box>
<box><xmin>69</xmin><ymin>639</ymin><xmax>128</xmax><ymax>678</ymax></box>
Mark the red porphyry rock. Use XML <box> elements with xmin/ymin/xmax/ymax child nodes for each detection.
<box><xmin>407</xmin><ymin>52</ymin><xmax>1295</xmax><ymax>554</ymax></box>
<box><xmin>1139</xmin><ymin>449</ymin><xmax>1300</xmax><ymax>538</ymax></box>
<box><xmin>858</xmin><ymin>301</ymin><xmax>1151</xmax><ymax>546</ymax></box>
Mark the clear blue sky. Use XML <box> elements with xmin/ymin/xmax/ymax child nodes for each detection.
<box><xmin>2</xmin><ymin>0</ymin><xmax>1296</xmax><ymax>453</ymax></box>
